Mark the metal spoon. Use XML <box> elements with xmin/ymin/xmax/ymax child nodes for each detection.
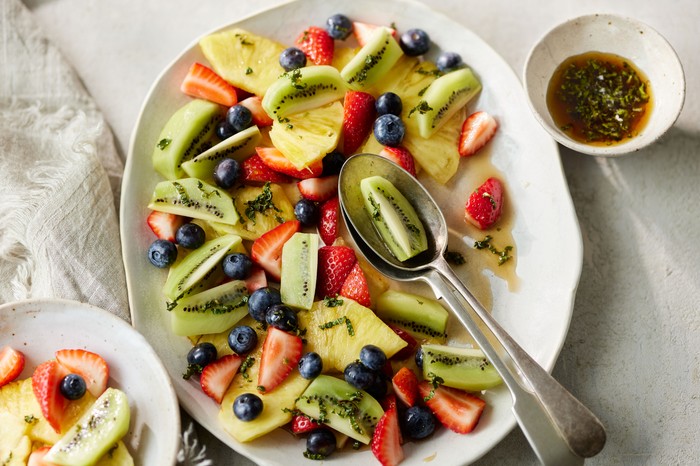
<box><xmin>338</xmin><ymin>154</ymin><xmax>606</xmax><ymax>464</ymax></box>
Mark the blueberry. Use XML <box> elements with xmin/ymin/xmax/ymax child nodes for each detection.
<box><xmin>60</xmin><ymin>374</ymin><xmax>86</xmax><ymax>400</ymax></box>
<box><xmin>247</xmin><ymin>287</ymin><xmax>282</xmax><ymax>322</ymax></box>
<box><xmin>436</xmin><ymin>51</ymin><xmax>464</xmax><ymax>73</ymax></box>
<box><xmin>401</xmin><ymin>405</ymin><xmax>436</xmax><ymax>439</ymax></box>
<box><xmin>306</xmin><ymin>428</ymin><xmax>337</xmax><ymax>458</ymax></box>
<box><xmin>373</xmin><ymin>114</ymin><xmax>405</xmax><ymax>146</ymax></box>
<box><xmin>233</xmin><ymin>393</ymin><xmax>263</xmax><ymax>421</ymax></box>
<box><xmin>147</xmin><ymin>239</ymin><xmax>177</xmax><ymax>268</ymax></box>
<box><xmin>375</xmin><ymin>92</ymin><xmax>403</xmax><ymax>116</ymax></box>
<box><xmin>322</xmin><ymin>151</ymin><xmax>346</xmax><ymax>176</ymax></box>
<box><xmin>213</xmin><ymin>158</ymin><xmax>241</xmax><ymax>189</ymax></box>
<box><xmin>343</xmin><ymin>361</ymin><xmax>377</xmax><ymax>391</ymax></box>
<box><xmin>226</xmin><ymin>105</ymin><xmax>253</xmax><ymax>133</ymax></box>
<box><xmin>175</xmin><ymin>223</ymin><xmax>205</xmax><ymax>249</ymax></box>
<box><xmin>279</xmin><ymin>47</ymin><xmax>307</xmax><ymax>72</ymax></box>
<box><xmin>365</xmin><ymin>374</ymin><xmax>388</xmax><ymax>400</ymax></box>
<box><xmin>399</xmin><ymin>28</ymin><xmax>431</xmax><ymax>56</ymax></box>
<box><xmin>359</xmin><ymin>345</ymin><xmax>387</xmax><ymax>372</ymax></box>
<box><xmin>298</xmin><ymin>352</ymin><xmax>323</xmax><ymax>379</ymax></box>
<box><xmin>216</xmin><ymin>119</ymin><xmax>236</xmax><ymax>140</ymax></box>
<box><xmin>326</xmin><ymin>13</ymin><xmax>353</xmax><ymax>40</ymax></box>
<box><xmin>187</xmin><ymin>342</ymin><xmax>217</xmax><ymax>368</ymax></box>
<box><xmin>223</xmin><ymin>253</ymin><xmax>253</xmax><ymax>279</ymax></box>
<box><xmin>415</xmin><ymin>347</ymin><xmax>424</xmax><ymax>369</ymax></box>
<box><xmin>265</xmin><ymin>304</ymin><xmax>298</xmax><ymax>332</ymax></box>
<box><xmin>294</xmin><ymin>199</ymin><xmax>319</xmax><ymax>226</ymax></box>
<box><xmin>228</xmin><ymin>325</ymin><xmax>258</xmax><ymax>354</ymax></box>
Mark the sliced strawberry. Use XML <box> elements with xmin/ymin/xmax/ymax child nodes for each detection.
<box><xmin>256</xmin><ymin>147</ymin><xmax>324</xmax><ymax>180</ymax></box>
<box><xmin>27</xmin><ymin>446</ymin><xmax>52</xmax><ymax>466</ymax></box>
<box><xmin>339</xmin><ymin>262</ymin><xmax>371</xmax><ymax>307</ymax></box>
<box><xmin>291</xmin><ymin>413</ymin><xmax>322</xmax><ymax>434</ymax></box>
<box><xmin>200</xmin><ymin>354</ymin><xmax>243</xmax><ymax>404</ymax></box>
<box><xmin>180</xmin><ymin>62</ymin><xmax>237</xmax><ymax>107</ymax></box>
<box><xmin>371</xmin><ymin>406</ymin><xmax>404</xmax><ymax>466</ymax></box>
<box><xmin>55</xmin><ymin>348</ymin><xmax>109</xmax><ymax>397</ymax></box>
<box><xmin>296</xmin><ymin>26</ymin><xmax>334</xmax><ymax>66</ymax></box>
<box><xmin>379</xmin><ymin>146</ymin><xmax>416</xmax><ymax>177</ymax></box>
<box><xmin>418</xmin><ymin>382</ymin><xmax>486</xmax><ymax>434</ymax></box>
<box><xmin>342</xmin><ymin>91</ymin><xmax>376</xmax><ymax>155</ymax></box>
<box><xmin>241</xmin><ymin>154</ymin><xmax>293</xmax><ymax>185</ymax></box>
<box><xmin>257</xmin><ymin>326</ymin><xmax>303</xmax><ymax>393</ymax></box>
<box><xmin>464</xmin><ymin>177</ymin><xmax>504</xmax><ymax>230</ymax></box>
<box><xmin>251</xmin><ymin>220</ymin><xmax>301</xmax><ymax>281</ymax></box>
<box><xmin>318</xmin><ymin>197</ymin><xmax>339</xmax><ymax>246</ymax></box>
<box><xmin>245</xmin><ymin>265</ymin><xmax>268</xmax><ymax>293</ymax></box>
<box><xmin>0</xmin><ymin>346</ymin><xmax>25</xmax><ymax>387</ymax></box>
<box><xmin>297</xmin><ymin>176</ymin><xmax>339</xmax><ymax>203</ymax></box>
<box><xmin>353</xmin><ymin>22</ymin><xmax>397</xmax><ymax>47</ymax></box>
<box><xmin>239</xmin><ymin>95</ymin><xmax>273</xmax><ymax>127</ymax></box>
<box><xmin>458</xmin><ymin>111</ymin><xmax>498</xmax><ymax>157</ymax></box>
<box><xmin>387</xmin><ymin>325</ymin><xmax>418</xmax><ymax>360</ymax></box>
<box><xmin>147</xmin><ymin>210</ymin><xmax>186</xmax><ymax>242</ymax></box>
<box><xmin>32</xmin><ymin>360</ymin><xmax>68</xmax><ymax>433</ymax></box>
<box><xmin>392</xmin><ymin>367</ymin><xmax>419</xmax><ymax>408</ymax></box>
<box><xmin>317</xmin><ymin>245</ymin><xmax>356</xmax><ymax>298</ymax></box>
<box><xmin>381</xmin><ymin>393</ymin><xmax>398</xmax><ymax>412</ymax></box>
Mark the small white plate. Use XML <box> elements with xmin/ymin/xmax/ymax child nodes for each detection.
<box><xmin>0</xmin><ymin>298</ymin><xmax>180</xmax><ymax>465</ymax></box>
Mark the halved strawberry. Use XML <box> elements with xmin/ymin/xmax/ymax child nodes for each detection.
<box><xmin>387</xmin><ymin>325</ymin><xmax>418</xmax><ymax>360</ymax></box>
<box><xmin>342</xmin><ymin>91</ymin><xmax>376</xmax><ymax>155</ymax></box>
<box><xmin>353</xmin><ymin>22</ymin><xmax>397</xmax><ymax>47</ymax></box>
<box><xmin>458</xmin><ymin>111</ymin><xmax>498</xmax><ymax>157</ymax></box>
<box><xmin>464</xmin><ymin>177</ymin><xmax>504</xmax><ymax>230</ymax></box>
<box><xmin>379</xmin><ymin>146</ymin><xmax>416</xmax><ymax>177</ymax></box>
<box><xmin>296</xmin><ymin>26</ymin><xmax>334</xmax><ymax>66</ymax></box>
<box><xmin>251</xmin><ymin>220</ymin><xmax>301</xmax><ymax>281</ymax></box>
<box><xmin>239</xmin><ymin>95</ymin><xmax>273</xmax><ymax>127</ymax></box>
<box><xmin>297</xmin><ymin>176</ymin><xmax>339</xmax><ymax>203</ymax></box>
<box><xmin>241</xmin><ymin>154</ymin><xmax>293</xmax><ymax>185</ymax></box>
<box><xmin>371</xmin><ymin>406</ymin><xmax>404</xmax><ymax>466</ymax></box>
<box><xmin>318</xmin><ymin>197</ymin><xmax>339</xmax><ymax>246</ymax></box>
<box><xmin>245</xmin><ymin>265</ymin><xmax>268</xmax><ymax>293</ymax></box>
<box><xmin>200</xmin><ymin>354</ymin><xmax>243</xmax><ymax>404</ymax></box>
<box><xmin>380</xmin><ymin>393</ymin><xmax>398</xmax><ymax>412</ymax></box>
<box><xmin>147</xmin><ymin>210</ymin><xmax>186</xmax><ymax>242</ymax></box>
<box><xmin>27</xmin><ymin>446</ymin><xmax>52</xmax><ymax>466</ymax></box>
<box><xmin>392</xmin><ymin>367</ymin><xmax>419</xmax><ymax>408</ymax></box>
<box><xmin>291</xmin><ymin>413</ymin><xmax>322</xmax><ymax>434</ymax></box>
<box><xmin>255</xmin><ymin>147</ymin><xmax>324</xmax><ymax>180</ymax></box>
<box><xmin>55</xmin><ymin>348</ymin><xmax>109</xmax><ymax>397</ymax></box>
<box><xmin>180</xmin><ymin>62</ymin><xmax>238</xmax><ymax>107</ymax></box>
<box><xmin>32</xmin><ymin>360</ymin><xmax>68</xmax><ymax>433</ymax></box>
<box><xmin>339</xmin><ymin>262</ymin><xmax>371</xmax><ymax>307</ymax></box>
<box><xmin>417</xmin><ymin>382</ymin><xmax>486</xmax><ymax>434</ymax></box>
<box><xmin>257</xmin><ymin>327</ymin><xmax>303</xmax><ymax>393</ymax></box>
<box><xmin>0</xmin><ymin>346</ymin><xmax>25</xmax><ymax>387</ymax></box>
<box><xmin>317</xmin><ymin>245</ymin><xmax>356</xmax><ymax>298</ymax></box>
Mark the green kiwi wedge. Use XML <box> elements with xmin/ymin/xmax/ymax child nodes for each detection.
<box><xmin>421</xmin><ymin>344</ymin><xmax>502</xmax><ymax>391</ymax></box>
<box><xmin>148</xmin><ymin>177</ymin><xmax>239</xmax><ymax>225</ymax></box>
<box><xmin>375</xmin><ymin>289</ymin><xmax>448</xmax><ymax>340</ymax></box>
<box><xmin>170</xmin><ymin>280</ymin><xmax>249</xmax><ymax>336</ymax></box>
<box><xmin>341</xmin><ymin>27</ymin><xmax>404</xmax><ymax>90</ymax></box>
<box><xmin>279</xmin><ymin>233</ymin><xmax>319</xmax><ymax>310</ymax></box>
<box><xmin>181</xmin><ymin>125</ymin><xmax>261</xmax><ymax>180</ymax></box>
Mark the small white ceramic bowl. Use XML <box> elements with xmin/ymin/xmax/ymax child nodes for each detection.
<box><xmin>523</xmin><ymin>13</ymin><xmax>685</xmax><ymax>156</ymax></box>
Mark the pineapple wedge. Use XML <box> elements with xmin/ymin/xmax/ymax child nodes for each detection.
<box><xmin>0</xmin><ymin>413</ymin><xmax>30</xmax><ymax>466</ymax></box>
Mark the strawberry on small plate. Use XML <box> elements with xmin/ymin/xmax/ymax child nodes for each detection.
<box><xmin>31</xmin><ymin>360</ymin><xmax>69</xmax><ymax>433</ymax></box>
<box><xmin>0</xmin><ymin>345</ymin><xmax>25</xmax><ymax>387</ymax></box>
<box><xmin>55</xmin><ymin>348</ymin><xmax>109</xmax><ymax>397</ymax></box>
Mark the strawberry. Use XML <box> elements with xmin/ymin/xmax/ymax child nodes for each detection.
<box><xmin>417</xmin><ymin>382</ymin><xmax>486</xmax><ymax>434</ymax></box>
<box><xmin>296</xmin><ymin>26</ymin><xmax>334</xmax><ymax>66</ymax></box>
<box><xmin>342</xmin><ymin>91</ymin><xmax>376</xmax><ymax>155</ymax></box>
<box><xmin>32</xmin><ymin>360</ymin><xmax>68</xmax><ymax>433</ymax></box>
<box><xmin>239</xmin><ymin>95</ymin><xmax>274</xmax><ymax>127</ymax></box>
<box><xmin>255</xmin><ymin>147</ymin><xmax>323</xmax><ymax>180</ymax></box>
<box><xmin>180</xmin><ymin>62</ymin><xmax>238</xmax><ymax>107</ymax></box>
<box><xmin>339</xmin><ymin>262</ymin><xmax>371</xmax><ymax>307</ymax></box>
<box><xmin>297</xmin><ymin>176</ymin><xmax>339</xmax><ymax>202</ymax></box>
<box><xmin>147</xmin><ymin>210</ymin><xmax>186</xmax><ymax>242</ymax></box>
<box><xmin>464</xmin><ymin>177</ymin><xmax>504</xmax><ymax>230</ymax></box>
<box><xmin>257</xmin><ymin>326</ymin><xmax>303</xmax><ymax>393</ymax></box>
<box><xmin>251</xmin><ymin>220</ymin><xmax>301</xmax><ymax>281</ymax></box>
<box><xmin>458</xmin><ymin>111</ymin><xmax>498</xmax><ymax>157</ymax></box>
<box><xmin>241</xmin><ymin>154</ymin><xmax>293</xmax><ymax>185</ymax></box>
<box><xmin>391</xmin><ymin>367</ymin><xmax>419</xmax><ymax>407</ymax></box>
<box><xmin>353</xmin><ymin>22</ymin><xmax>397</xmax><ymax>47</ymax></box>
<box><xmin>245</xmin><ymin>265</ymin><xmax>268</xmax><ymax>293</ymax></box>
<box><xmin>27</xmin><ymin>446</ymin><xmax>52</xmax><ymax>466</ymax></box>
<box><xmin>381</xmin><ymin>393</ymin><xmax>398</xmax><ymax>412</ymax></box>
<box><xmin>55</xmin><ymin>348</ymin><xmax>109</xmax><ymax>397</ymax></box>
<box><xmin>291</xmin><ymin>414</ymin><xmax>322</xmax><ymax>434</ymax></box>
<box><xmin>200</xmin><ymin>354</ymin><xmax>243</xmax><ymax>404</ymax></box>
<box><xmin>387</xmin><ymin>325</ymin><xmax>417</xmax><ymax>360</ymax></box>
<box><xmin>371</xmin><ymin>406</ymin><xmax>404</xmax><ymax>466</ymax></box>
<box><xmin>0</xmin><ymin>346</ymin><xmax>25</xmax><ymax>387</ymax></box>
<box><xmin>318</xmin><ymin>197</ymin><xmax>339</xmax><ymax>246</ymax></box>
<box><xmin>317</xmin><ymin>245</ymin><xmax>356</xmax><ymax>298</ymax></box>
<box><xmin>379</xmin><ymin>146</ymin><xmax>416</xmax><ymax>177</ymax></box>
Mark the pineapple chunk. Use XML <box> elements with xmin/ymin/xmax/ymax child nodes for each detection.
<box><xmin>332</xmin><ymin>47</ymin><xmax>359</xmax><ymax>72</ymax></box>
<box><xmin>0</xmin><ymin>413</ymin><xmax>30</xmax><ymax>466</ymax></box>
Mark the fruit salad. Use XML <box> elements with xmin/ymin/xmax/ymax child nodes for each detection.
<box><xmin>144</xmin><ymin>12</ymin><xmax>505</xmax><ymax>465</ymax></box>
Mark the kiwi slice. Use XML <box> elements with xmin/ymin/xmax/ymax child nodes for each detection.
<box><xmin>44</xmin><ymin>388</ymin><xmax>130</xmax><ymax>466</ymax></box>
<box><xmin>414</xmin><ymin>67</ymin><xmax>482</xmax><ymax>138</ymax></box>
<box><xmin>375</xmin><ymin>289</ymin><xmax>448</xmax><ymax>339</ymax></box>
<box><xmin>148</xmin><ymin>177</ymin><xmax>239</xmax><ymax>225</ymax></box>
<box><xmin>262</xmin><ymin>65</ymin><xmax>346</xmax><ymax>121</ymax></box>
<box><xmin>171</xmin><ymin>280</ymin><xmax>249</xmax><ymax>336</ymax></box>
<box><xmin>341</xmin><ymin>27</ymin><xmax>403</xmax><ymax>90</ymax></box>
<box><xmin>295</xmin><ymin>375</ymin><xmax>384</xmax><ymax>444</ymax></box>
<box><xmin>280</xmin><ymin>233</ymin><xmax>319</xmax><ymax>310</ymax></box>
<box><xmin>181</xmin><ymin>125</ymin><xmax>261</xmax><ymax>180</ymax></box>
<box><xmin>360</xmin><ymin>175</ymin><xmax>428</xmax><ymax>262</ymax></box>
<box><xmin>421</xmin><ymin>344</ymin><xmax>502</xmax><ymax>391</ymax></box>
<box><xmin>152</xmin><ymin>99</ymin><xmax>222</xmax><ymax>180</ymax></box>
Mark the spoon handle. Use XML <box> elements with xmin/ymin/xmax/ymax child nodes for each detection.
<box><xmin>430</xmin><ymin>261</ymin><xmax>606</xmax><ymax>460</ymax></box>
